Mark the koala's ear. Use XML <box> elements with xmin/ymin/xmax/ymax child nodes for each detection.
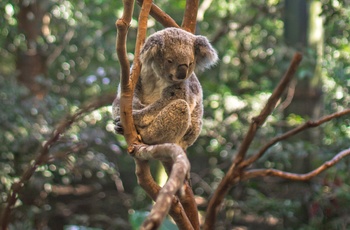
<box><xmin>139</xmin><ymin>35</ymin><xmax>164</xmax><ymax>64</ymax></box>
<box><xmin>194</xmin><ymin>36</ymin><xmax>218</xmax><ymax>71</ymax></box>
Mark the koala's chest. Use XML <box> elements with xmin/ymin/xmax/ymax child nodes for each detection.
<box><xmin>141</xmin><ymin>77</ymin><xmax>169</xmax><ymax>105</ymax></box>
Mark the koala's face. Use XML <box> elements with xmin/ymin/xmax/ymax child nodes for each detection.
<box><xmin>140</xmin><ymin>28</ymin><xmax>218</xmax><ymax>82</ymax></box>
<box><xmin>153</xmin><ymin>45</ymin><xmax>195</xmax><ymax>82</ymax></box>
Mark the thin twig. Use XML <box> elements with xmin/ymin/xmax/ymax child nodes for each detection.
<box><xmin>243</xmin><ymin>148</ymin><xmax>350</xmax><ymax>180</ymax></box>
<box><xmin>241</xmin><ymin>108</ymin><xmax>350</xmax><ymax>167</ymax></box>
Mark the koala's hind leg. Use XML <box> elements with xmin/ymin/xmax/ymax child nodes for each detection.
<box><xmin>139</xmin><ymin>99</ymin><xmax>191</xmax><ymax>145</ymax></box>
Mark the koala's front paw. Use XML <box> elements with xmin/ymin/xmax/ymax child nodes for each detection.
<box><xmin>114</xmin><ymin>117</ymin><xmax>124</xmax><ymax>135</ymax></box>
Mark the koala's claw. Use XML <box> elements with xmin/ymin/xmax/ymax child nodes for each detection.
<box><xmin>114</xmin><ymin>117</ymin><xmax>124</xmax><ymax>135</ymax></box>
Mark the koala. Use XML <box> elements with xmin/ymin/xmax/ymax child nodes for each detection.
<box><xmin>113</xmin><ymin>27</ymin><xmax>218</xmax><ymax>150</ymax></box>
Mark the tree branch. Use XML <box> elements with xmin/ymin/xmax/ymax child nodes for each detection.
<box><xmin>243</xmin><ymin>148</ymin><xmax>350</xmax><ymax>181</ymax></box>
<box><xmin>134</xmin><ymin>159</ymin><xmax>194</xmax><ymax>230</ymax></box>
<box><xmin>134</xmin><ymin>144</ymin><xmax>191</xmax><ymax>229</ymax></box>
<box><xmin>115</xmin><ymin>0</ymin><xmax>139</xmax><ymax>149</ymax></box>
<box><xmin>137</xmin><ymin>0</ymin><xmax>179</xmax><ymax>28</ymax></box>
<box><xmin>181</xmin><ymin>0</ymin><xmax>199</xmax><ymax>33</ymax></box>
<box><xmin>241</xmin><ymin>108</ymin><xmax>350</xmax><ymax>167</ymax></box>
<box><xmin>204</xmin><ymin>53</ymin><xmax>302</xmax><ymax>230</ymax></box>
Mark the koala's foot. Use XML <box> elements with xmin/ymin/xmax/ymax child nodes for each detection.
<box><xmin>114</xmin><ymin>117</ymin><xmax>124</xmax><ymax>135</ymax></box>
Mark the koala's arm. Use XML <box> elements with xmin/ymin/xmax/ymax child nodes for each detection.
<box><xmin>133</xmin><ymin>84</ymin><xmax>185</xmax><ymax>127</ymax></box>
<box><xmin>133</xmin><ymin>97</ymin><xmax>174</xmax><ymax>127</ymax></box>
<box><xmin>179</xmin><ymin>100</ymin><xmax>203</xmax><ymax>148</ymax></box>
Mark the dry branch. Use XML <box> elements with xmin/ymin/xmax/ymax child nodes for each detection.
<box><xmin>243</xmin><ymin>147</ymin><xmax>350</xmax><ymax>180</ymax></box>
<box><xmin>204</xmin><ymin>53</ymin><xmax>303</xmax><ymax>230</ymax></box>
<box><xmin>233</xmin><ymin>53</ymin><xmax>302</xmax><ymax>166</ymax></box>
<box><xmin>242</xmin><ymin>108</ymin><xmax>350</xmax><ymax>167</ymax></box>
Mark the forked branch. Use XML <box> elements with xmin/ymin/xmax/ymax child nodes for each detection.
<box><xmin>134</xmin><ymin>144</ymin><xmax>191</xmax><ymax>229</ymax></box>
<box><xmin>242</xmin><ymin>108</ymin><xmax>350</xmax><ymax>167</ymax></box>
<box><xmin>204</xmin><ymin>53</ymin><xmax>303</xmax><ymax>230</ymax></box>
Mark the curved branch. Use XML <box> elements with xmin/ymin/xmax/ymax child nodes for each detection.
<box><xmin>243</xmin><ymin>148</ymin><xmax>350</xmax><ymax>181</ymax></box>
<box><xmin>134</xmin><ymin>144</ymin><xmax>191</xmax><ymax>229</ymax></box>
<box><xmin>135</xmin><ymin>159</ymin><xmax>194</xmax><ymax>229</ymax></box>
<box><xmin>242</xmin><ymin>108</ymin><xmax>350</xmax><ymax>167</ymax></box>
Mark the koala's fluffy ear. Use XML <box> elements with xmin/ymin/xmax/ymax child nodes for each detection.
<box><xmin>194</xmin><ymin>36</ymin><xmax>218</xmax><ymax>71</ymax></box>
<box><xmin>139</xmin><ymin>35</ymin><xmax>164</xmax><ymax>64</ymax></box>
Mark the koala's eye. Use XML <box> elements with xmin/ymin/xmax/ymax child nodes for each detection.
<box><xmin>167</xmin><ymin>59</ymin><xmax>173</xmax><ymax>64</ymax></box>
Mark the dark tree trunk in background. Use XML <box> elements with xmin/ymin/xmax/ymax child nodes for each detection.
<box><xmin>283</xmin><ymin>1</ymin><xmax>324</xmax><ymax>226</ymax></box>
<box><xmin>17</xmin><ymin>0</ymin><xmax>47</xmax><ymax>98</ymax></box>
<box><xmin>283</xmin><ymin>0</ymin><xmax>323</xmax><ymax>173</ymax></box>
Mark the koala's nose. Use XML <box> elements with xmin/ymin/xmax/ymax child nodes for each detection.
<box><xmin>176</xmin><ymin>64</ymin><xmax>188</xmax><ymax>80</ymax></box>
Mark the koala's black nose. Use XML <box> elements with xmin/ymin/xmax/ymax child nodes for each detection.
<box><xmin>176</xmin><ymin>64</ymin><xmax>188</xmax><ymax>80</ymax></box>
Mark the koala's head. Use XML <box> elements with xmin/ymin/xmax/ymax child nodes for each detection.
<box><xmin>140</xmin><ymin>27</ymin><xmax>218</xmax><ymax>82</ymax></box>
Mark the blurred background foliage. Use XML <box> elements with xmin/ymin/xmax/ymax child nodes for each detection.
<box><xmin>0</xmin><ymin>0</ymin><xmax>349</xmax><ymax>229</ymax></box>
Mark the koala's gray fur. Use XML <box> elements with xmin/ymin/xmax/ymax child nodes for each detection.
<box><xmin>113</xmin><ymin>27</ymin><xmax>218</xmax><ymax>150</ymax></box>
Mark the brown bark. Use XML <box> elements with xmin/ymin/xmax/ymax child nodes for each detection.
<box><xmin>181</xmin><ymin>0</ymin><xmax>199</xmax><ymax>33</ymax></box>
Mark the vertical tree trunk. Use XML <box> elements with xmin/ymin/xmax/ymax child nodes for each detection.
<box><xmin>282</xmin><ymin>2</ymin><xmax>324</xmax><ymax>225</ymax></box>
<box><xmin>283</xmin><ymin>0</ymin><xmax>323</xmax><ymax>173</ymax></box>
<box><xmin>17</xmin><ymin>0</ymin><xmax>47</xmax><ymax>98</ymax></box>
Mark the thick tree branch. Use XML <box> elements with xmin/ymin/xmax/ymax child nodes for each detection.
<box><xmin>135</xmin><ymin>159</ymin><xmax>194</xmax><ymax>229</ymax></box>
<box><xmin>137</xmin><ymin>0</ymin><xmax>179</xmax><ymax>28</ymax></box>
<box><xmin>134</xmin><ymin>144</ymin><xmax>191</xmax><ymax>229</ymax></box>
<box><xmin>181</xmin><ymin>0</ymin><xmax>199</xmax><ymax>33</ymax></box>
<box><xmin>204</xmin><ymin>53</ymin><xmax>302</xmax><ymax>230</ymax></box>
<box><xmin>242</xmin><ymin>108</ymin><xmax>350</xmax><ymax>167</ymax></box>
<box><xmin>243</xmin><ymin>148</ymin><xmax>350</xmax><ymax>181</ymax></box>
<box><xmin>115</xmin><ymin>0</ymin><xmax>139</xmax><ymax>148</ymax></box>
